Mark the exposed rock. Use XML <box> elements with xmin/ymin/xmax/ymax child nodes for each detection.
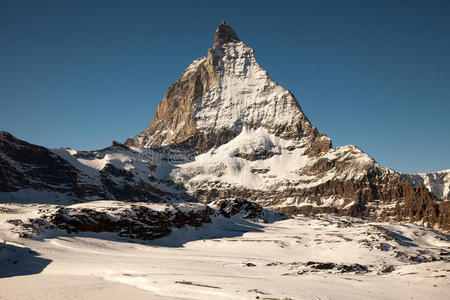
<box><xmin>213</xmin><ymin>198</ymin><xmax>264</xmax><ymax>219</ymax></box>
<box><xmin>303</xmin><ymin>261</ymin><xmax>368</xmax><ymax>273</ymax></box>
<box><xmin>0</xmin><ymin>131</ymin><xmax>80</xmax><ymax>195</ymax></box>
<box><xmin>304</xmin><ymin>261</ymin><xmax>335</xmax><ymax>270</ymax></box>
<box><xmin>214</xmin><ymin>21</ymin><xmax>240</xmax><ymax>44</ymax></box>
<box><xmin>234</xmin><ymin>149</ymin><xmax>279</xmax><ymax>161</ymax></box>
<box><xmin>46</xmin><ymin>204</ymin><xmax>213</xmax><ymax>240</ymax></box>
<box><xmin>402</xmin><ymin>170</ymin><xmax>450</xmax><ymax>201</ymax></box>
<box><xmin>336</xmin><ymin>263</ymin><xmax>368</xmax><ymax>273</ymax></box>
<box><xmin>306</xmin><ymin>133</ymin><xmax>332</xmax><ymax>156</ymax></box>
<box><xmin>250</xmin><ymin>168</ymin><xmax>270</xmax><ymax>174</ymax></box>
<box><xmin>125</xmin><ymin>55</ymin><xmax>219</xmax><ymax>149</ymax></box>
<box><xmin>11</xmin><ymin>199</ymin><xmax>270</xmax><ymax>240</ymax></box>
<box><xmin>380</xmin><ymin>265</ymin><xmax>395</xmax><ymax>273</ymax></box>
<box><xmin>111</xmin><ymin>140</ymin><xmax>130</xmax><ymax>150</ymax></box>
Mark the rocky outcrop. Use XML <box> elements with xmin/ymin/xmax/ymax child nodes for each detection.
<box><xmin>214</xmin><ymin>21</ymin><xmax>240</xmax><ymax>44</ymax></box>
<box><xmin>47</xmin><ymin>203</ymin><xmax>214</xmax><ymax>240</ymax></box>
<box><xmin>306</xmin><ymin>133</ymin><xmax>332</xmax><ymax>156</ymax></box>
<box><xmin>10</xmin><ymin>199</ymin><xmax>267</xmax><ymax>240</ymax></box>
<box><xmin>213</xmin><ymin>198</ymin><xmax>264</xmax><ymax>219</ymax></box>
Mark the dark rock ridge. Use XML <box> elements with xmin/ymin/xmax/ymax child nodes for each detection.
<box><xmin>215</xmin><ymin>198</ymin><xmax>263</xmax><ymax>219</ymax></box>
<box><xmin>214</xmin><ymin>21</ymin><xmax>240</xmax><ymax>44</ymax></box>
<box><xmin>0</xmin><ymin>131</ymin><xmax>80</xmax><ymax>195</ymax></box>
<box><xmin>9</xmin><ymin>199</ymin><xmax>266</xmax><ymax>240</ymax></box>
<box><xmin>47</xmin><ymin>204</ymin><xmax>213</xmax><ymax>240</ymax></box>
<box><xmin>0</xmin><ymin>132</ymin><xmax>182</xmax><ymax>203</ymax></box>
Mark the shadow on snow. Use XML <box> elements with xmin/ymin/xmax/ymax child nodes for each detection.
<box><xmin>0</xmin><ymin>242</ymin><xmax>52</xmax><ymax>278</ymax></box>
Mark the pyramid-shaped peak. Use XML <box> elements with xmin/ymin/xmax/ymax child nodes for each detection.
<box><xmin>214</xmin><ymin>21</ymin><xmax>240</xmax><ymax>44</ymax></box>
<box><xmin>126</xmin><ymin>20</ymin><xmax>325</xmax><ymax>153</ymax></box>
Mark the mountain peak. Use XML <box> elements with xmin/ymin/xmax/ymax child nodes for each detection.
<box><xmin>126</xmin><ymin>21</ymin><xmax>329</xmax><ymax>154</ymax></box>
<box><xmin>214</xmin><ymin>21</ymin><xmax>240</xmax><ymax>44</ymax></box>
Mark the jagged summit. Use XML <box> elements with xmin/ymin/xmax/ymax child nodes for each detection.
<box><xmin>214</xmin><ymin>21</ymin><xmax>240</xmax><ymax>44</ymax></box>
<box><xmin>125</xmin><ymin>23</ymin><xmax>330</xmax><ymax>154</ymax></box>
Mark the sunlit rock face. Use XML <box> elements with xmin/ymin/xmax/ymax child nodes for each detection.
<box><xmin>125</xmin><ymin>22</ymin><xmax>328</xmax><ymax>154</ymax></box>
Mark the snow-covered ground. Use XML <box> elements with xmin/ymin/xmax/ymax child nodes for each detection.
<box><xmin>1</xmin><ymin>203</ymin><xmax>449</xmax><ymax>300</ymax></box>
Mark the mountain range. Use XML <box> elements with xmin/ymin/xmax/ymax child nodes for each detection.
<box><xmin>1</xmin><ymin>22</ymin><xmax>449</xmax><ymax>231</ymax></box>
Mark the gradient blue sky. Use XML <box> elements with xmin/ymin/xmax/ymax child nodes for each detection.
<box><xmin>1</xmin><ymin>0</ymin><xmax>449</xmax><ymax>173</ymax></box>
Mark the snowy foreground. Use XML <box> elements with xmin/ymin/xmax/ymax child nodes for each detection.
<box><xmin>0</xmin><ymin>202</ymin><xmax>449</xmax><ymax>300</ymax></box>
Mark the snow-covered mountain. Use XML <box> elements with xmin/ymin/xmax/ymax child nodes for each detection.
<box><xmin>402</xmin><ymin>170</ymin><xmax>450</xmax><ymax>201</ymax></box>
<box><xmin>123</xmin><ymin>22</ymin><xmax>449</xmax><ymax>230</ymax></box>
<box><xmin>0</xmin><ymin>131</ymin><xmax>182</xmax><ymax>203</ymax></box>
<box><xmin>125</xmin><ymin>22</ymin><xmax>330</xmax><ymax>156</ymax></box>
<box><xmin>0</xmin><ymin>22</ymin><xmax>449</xmax><ymax>231</ymax></box>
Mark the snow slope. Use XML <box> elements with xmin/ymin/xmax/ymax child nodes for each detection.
<box><xmin>170</xmin><ymin>127</ymin><xmax>307</xmax><ymax>190</ymax></box>
<box><xmin>0</xmin><ymin>202</ymin><xmax>449</xmax><ymax>300</ymax></box>
<box><xmin>193</xmin><ymin>42</ymin><xmax>310</xmax><ymax>137</ymax></box>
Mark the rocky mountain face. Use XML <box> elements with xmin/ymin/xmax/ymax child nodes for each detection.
<box><xmin>125</xmin><ymin>22</ymin><xmax>330</xmax><ymax>155</ymax></box>
<box><xmin>0</xmin><ymin>131</ymin><xmax>185</xmax><ymax>203</ymax></box>
<box><xmin>0</xmin><ymin>131</ymin><xmax>78</xmax><ymax>194</ymax></box>
<box><xmin>0</xmin><ymin>23</ymin><xmax>449</xmax><ymax>231</ymax></box>
<box><xmin>401</xmin><ymin>170</ymin><xmax>450</xmax><ymax>201</ymax></box>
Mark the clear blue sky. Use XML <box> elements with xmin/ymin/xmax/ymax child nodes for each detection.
<box><xmin>1</xmin><ymin>0</ymin><xmax>449</xmax><ymax>173</ymax></box>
